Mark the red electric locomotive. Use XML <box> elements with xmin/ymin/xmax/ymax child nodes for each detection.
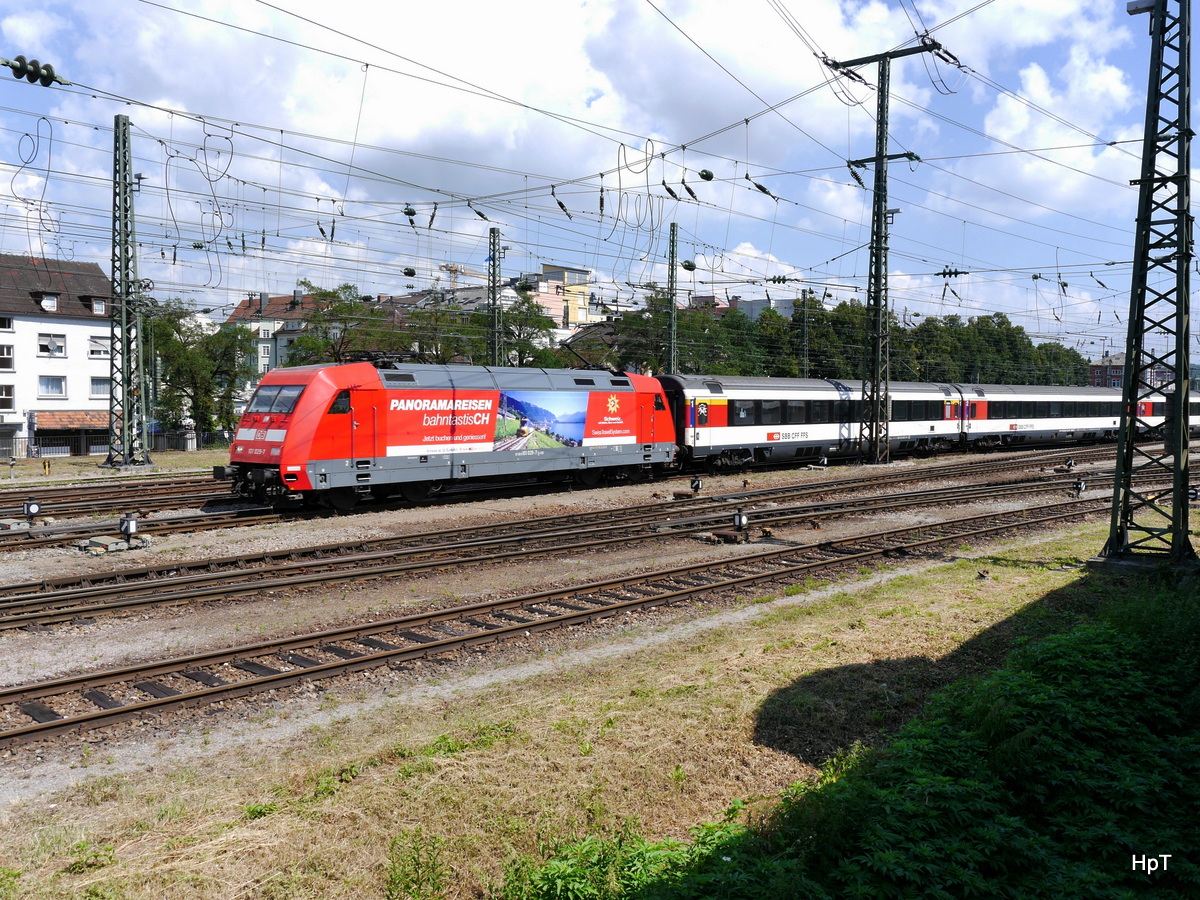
<box><xmin>216</xmin><ymin>362</ymin><xmax>676</xmax><ymax>507</ymax></box>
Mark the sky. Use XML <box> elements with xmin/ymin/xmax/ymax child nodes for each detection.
<box><xmin>0</xmin><ymin>0</ymin><xmax>1184</xmax><ymax>363</ymax></box>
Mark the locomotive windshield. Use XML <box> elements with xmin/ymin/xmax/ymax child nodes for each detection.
<box><xmin>246</xmin><ymin>384</ymin><xmax>305</xmax><ymax>414</ymax></box>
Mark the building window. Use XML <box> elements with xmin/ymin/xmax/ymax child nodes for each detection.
<box><xmin>260</xmin><ymin>345</ymin><xmax>271</xmax><ymax>357</ymax></box>
<box><xmin>92</xmin><ymin>299</ymin><xmax>106</xmax><ymax>315</ymax></box>
<box><xmin>260</xmin><ymin>328</ymin><xmax>271</xmax><ymax>339</ymax></box>
<box><xmin>38</xmin><ymin>375</ymin><xmax>66</xmax><ymax>398</ymax></box>
<box><xmin>0</xmin><ymin>345</ymin><xmax>12</xmax><ymax>371</ymax></box>
<box><xmin>89</xmin><ymin>336</ymin><xmax>111</xmax><ymax>358</ymax></box>
<box><xmin>0</xmin><ymin>386</ymin><xmax>12</xmax><ymax>411</ymax></box>
<box><xmin>38</xmin><ymin>334</ymin><xmax>66</xmax><ymax>357</ymax></box>
<box><xmin>90</xmin><ymin>377</ymin><xmax>111</xmax><ymax>398</ymax></box>
<box><xmin>39</xmin><ymin>294</ymin><xmax>58</xmax><ymax>311</ymax></box>
<box><xmin>0</xmin><ymin>317</ymin><xmax>12</xmax><ymax>331</ymax></box>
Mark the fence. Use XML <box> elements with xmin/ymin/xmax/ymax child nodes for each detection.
<box><xmin>2</xmin><ymin>431</ymin><xmax>232</xmax><ymax>458</ymax></box>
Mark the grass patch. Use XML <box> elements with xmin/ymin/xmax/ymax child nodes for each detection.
<box><xmin>0</xmin><ymin>522</ymin><xmax>1148</xmax><ymax>898</ymax></box>
<box><xmin>497</xmin><ymin>570</ymin><xmax>1200</xmax><ymax>898</ymax></box>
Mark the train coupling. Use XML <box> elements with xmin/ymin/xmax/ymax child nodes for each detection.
<box><xmin>213</xmin><ymin>465</ymin><xmax>234</xmax><ymax>481</ymax></box>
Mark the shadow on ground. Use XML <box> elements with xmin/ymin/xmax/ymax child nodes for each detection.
<box><xmin>753</xmin><ymin>556</ymin><xmax>1101</xmax><ymax>768</ymax></box>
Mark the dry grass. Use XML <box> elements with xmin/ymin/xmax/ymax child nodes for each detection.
<box><xmin>0</xmin><ymin>521</ymin><xmax>1109</xmax><ymax>899</ymax></box>
<box><xmin>2</xmin><ymin>449</ymin><xmax>226</xmax><ymax>487</ymax></box>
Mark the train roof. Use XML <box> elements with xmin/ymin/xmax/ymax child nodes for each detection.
<box><xmin>261</xmin><ymin>361</ymin><xmax>652</xmax><ymax>393</ymax></box>
<box><xmin>657</xmin><ymin>374</ymin><xmax>958</xmax><ymax>395</ymax></box>
<box><xmin>954</xmin><ymin>383</ymin><xmax>1121</xmax><ymax>397</ymax></box>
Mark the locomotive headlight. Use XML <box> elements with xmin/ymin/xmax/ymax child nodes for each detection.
<box><xmin>235</xmin><ymin>445</ymin><xmax>244</xmax><ymax>452</ymax></box>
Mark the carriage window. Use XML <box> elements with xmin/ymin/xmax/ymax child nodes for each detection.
<box><xmin>785</xmin><ymin>400</ymin><xmax>807</xmax><ymax>424</ymax></box>
<box><xmin>730</xmin><ymin>399</ymin><xmax>757</xmax><ymax>425</ymax></box>
<box><xmin>760</xmin><ymin>400</ymin><xmax>781</xmax><ymax>425</ymax></box>
<box><xmin>1035</xmin><ymin>402</ymin><xmax>1049</xmax><ymax>418</ymax></box>
<box><xmin>969</xmin><ymin>403</ymin><xmax>978</xmax><ymax>419</ymax></box>
<box><xmin>809</xmin><ymin>400</ymin><xmax>830</xmax><ymax>424</ymax></box>
<box><xmin>327</xmin><ymin>390</ymin><xmax>351</xmax><ymax>414</ymax></box>
<box><xmin>910</xmin><ymin>400</ymin><xmax>926</xmax><ymax>420</ymax></box>
<box><xmin>835</xmin><ymin>400</ymin><xmax>851</xmax><ymax>423</ymax></box>
<box><xmin>1049</xmin><ymin>402</ymin><xmax>1062</xmax><ymax>417</ymax></box>
<box><xmin>892</xmin><ymin>400</ymin><xmax>910</xmax><ymax>421</ymax></box>
<box><xmin>1061</xmin><ymin>401</ymin><xmax>1075</xmax><ymax>417</ymax></box>
<box><xmin>695</xmin><ymin>401</ymin><xmax>709</xmax><ymax>426</ymax></box>
<box><xmin>247</xmin><ymin>384</ymin><xmax>305</xmax><ymax>414</ymax></box>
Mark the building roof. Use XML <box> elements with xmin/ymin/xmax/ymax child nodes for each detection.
<box><xmin>0</xmin><ymin>254</ymin><xmax>111</xmax><ymax>319</ymax></box>
<box><xmin>226</xmin><ymin>293</ymin><xmax>311</xmax><ymax>323</ymax></box>
<box><xmin>35</xmin><ymin>410</ymin><xmax>108</xmax><ymax>430</ymax></box>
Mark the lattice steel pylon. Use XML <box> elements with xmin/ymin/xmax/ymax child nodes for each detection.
<box><xmin>1102</xmin><ymin>0</ymin><xmax>1195</xmax><ymax>565</ymax></box>
<box><xmin>487</xmin><ymin>227</ymin><xmax>504</xmax><ymax>366</ymax></box>
<box><xmin>103</xmin><ymin>114</ymin><xmax>152</xmax><ymax>468</ymax></box>
<box><xmin>836</xmin><ymin>42</ymin><xmax>939</xmax><ymax>464</ymax></box>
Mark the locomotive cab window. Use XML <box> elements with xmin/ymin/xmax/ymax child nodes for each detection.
<box><xmin>247</xmin><ymin>384</ymin><xmax>305</xmax><ymax>414</ymax></box>
<box><xmin>654</xmin><ymin>394</ymin><xmax>666</xmax><ymax>411</ymax></box>
<box><xmin>327</xmin><ymin>390</ymin><xmax>351</xmax><ymax>414</ymax></box>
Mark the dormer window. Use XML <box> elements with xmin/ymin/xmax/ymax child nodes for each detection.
<box><xmin>91</xmin><ymin>299</ymin><xmax>106</xmax><ymax>315</ymax></box>
<box><xmin>39</xmin><ymin>294</ymin><xmax>58</xmax><ymax>312</ymax></box>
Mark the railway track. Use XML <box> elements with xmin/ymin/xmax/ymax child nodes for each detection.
<box><xmin>0</xmin><ymin>443</ymin><xmax>1122</xmax><ymax>550</ymax></box>
<box><xmin>0</xmin><ymin>473</ymin><xmax>228</xmax><ymax>522</ymax></box>
<box><xmin>0</xmin><ymin>496</ymin><xmax>1112</xmax><ymax>747</ymax></box>
<box><xmin>0</xmin><ymin>461</ymin><xmax>1132</xmax><ymax>631</ymax></box>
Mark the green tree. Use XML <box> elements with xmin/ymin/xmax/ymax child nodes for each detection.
<box><xmin>754</xmin><ymin>308</ymin><xmax>799</xmax><ymax>377</ymax></box>
<box><xmin>464</xmin><ymin>293</ymin><xmax>558</xmax><ymax>366</ymax></box>
<box><xmin>147</xmin><ymin>299</ymin><xmax>256</xmax><ymax>433</ymax></box>
<box><xmin>285</xmin><ymin>280</ymin><xmax>407</xmax><ymax>364</ymax></box>
<box><xmin>403</xmin><ymin>302</ymin><xmax>471</xmax><ymax>364</ymax></box>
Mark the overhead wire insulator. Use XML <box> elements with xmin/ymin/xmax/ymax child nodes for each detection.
<box><xmin>745</xmin><ymin>174</ymin><xmax>776</xmax><ymax>200</ymax></box>
<box><xmin>662</xmin><ymin>179</ymin><xmax>680</xmax><ymax>201</ymax></box>
<box><xmin>551</xmin><ymin>185</ymin><xmax>572</xmax><ymax>220</ymax></box>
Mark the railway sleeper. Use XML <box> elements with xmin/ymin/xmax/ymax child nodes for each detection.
<box><xmin>492</xmin><ymin>611</ymin><xmax>537</xmax><ymax>625</ymax></box>
<box><xmin>318</xmin><ymin>644</ymin><xmax>366</xmax><ymax>659</ymax></box>
<box><xmin>356</xmin><ymin>636</ymin><xmax>401</xmax><ymax>651</ymax></box>
<box><xmin>395</xmin><ymin>630</ymin><xmax>439</xmax><ymax>644</ymax></box>
<box><xmin>234</xmin><ymin>660</ymin><xmax>282</xmax><ymax>677</ymax></box>
<box><xmin>181</xmin><ymin>669</ymin><xmax>227</xmax><ymax>687</ymax></box>
<box><xmin>542</xmin><ymin>599</ymin><xmax>597</xmax><ymax>612</ymax></box>
<box><xmin>18</xmin><ymin>701</ymin><xmax>61</xmax><ymax>723</ymax></box>
<box><xmin>82</xmin><ymin>690</ymin><xmax>122</xmax><ymax>710</ymax></box>
<box><xmin>461</xmin><ymin>617</ymin><xmax>504</xmax><ymax>631</ymax></box>
<box><xmin>283</xmin><ymin>653</ymin><xmax>323</xmax><ymax>668</ymax></box>
<box><xmin>135</xmin><ymin>681</ymin><xmax>181</xmax><ymax>699</ymax></box>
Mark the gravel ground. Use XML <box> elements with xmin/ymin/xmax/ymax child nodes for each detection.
<box><xmin>0</xmin><ymin>463</ymin><xmax>1078</xmax><ymax>814</ymax></box>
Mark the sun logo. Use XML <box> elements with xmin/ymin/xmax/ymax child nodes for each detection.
<box><xmin>606</xmin><ymin>394</ymin><xmax>621</xmax><ymax>414</ymax></box>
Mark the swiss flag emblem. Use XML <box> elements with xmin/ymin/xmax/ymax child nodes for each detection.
<box><xmin>767</xmin><ymin>432</ymin><xmax>780</xmax><ymax>441</ymax></box>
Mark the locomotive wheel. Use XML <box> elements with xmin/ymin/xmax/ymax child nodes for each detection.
<box><xmin>401</xmin><ymin>481</ymin><xmax>439</xmax><ymax>503</ymax></box>
<box><xmin>324</xmin><ymin>487</ymin><xmax>359</xmax><ymax>511</ymax></box>
<box><xmin>575</xmin><ymin>468</ymin><xmax>603</xmax><ymax>487</ymax></box>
